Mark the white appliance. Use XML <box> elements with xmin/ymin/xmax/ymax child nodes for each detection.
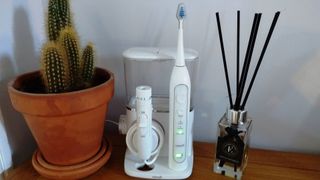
<box><xmin>168</xmin><ymin>3</ymin><xmax>190</xmax><ymax>171</ymax></box>
<box><xmin>119</xmin><ymin>47</ymin><xmax>198</xmax><ymax>179</ymax></box>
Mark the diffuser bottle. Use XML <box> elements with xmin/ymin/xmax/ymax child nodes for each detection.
<box><xmin>213</xmin><ymin>9</ymin><xmax>280</xmax><ymax>180</ymax></box>
<box><xmin>214</xmin><ymin>110</ymin><xmax>252</xmax><ymax>179</ymax></box>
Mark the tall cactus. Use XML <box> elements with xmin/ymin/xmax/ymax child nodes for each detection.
<box><xmin>82</xmin><ymin>43</ymin><xmax>95</xmax><ymax>86</ymax></box>
<box><xmin>59</xmin><ymin>27</ymin><xmax>81</xmax><ymax>89</ymax></box>
<box><xmin>47</xmin><ymin>0</ymin><xmax>72</xmax><ymax>41</ymax></box>
<box><xmin>41</xmin><ymin>42</ymin><xmax>69</xmax><ymax>93</ymax></box>
<box><xmin>41</xmin><ymin>0</ymin><xmax>96</xmax><ymax>93</ymax></box>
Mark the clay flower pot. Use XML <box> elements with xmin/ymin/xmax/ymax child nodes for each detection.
<box><xmin>8</xmin><ymin>67</ymin><xmax>114</xmax><ymax>165</ymax></box>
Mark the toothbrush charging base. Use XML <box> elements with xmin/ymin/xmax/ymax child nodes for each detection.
<box><xmin>121</xmin><ymin>97</ymin><xmax>195</xmax><ymax>179</ymax></box>
<box><xmin>124</xmin><ymin>149</ymin><xmax>193</xmax><ymax>179</ymax></box>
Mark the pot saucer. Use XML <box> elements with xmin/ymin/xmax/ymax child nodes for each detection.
<box><xmin>32</xmin><ymin>139</ymin><xmax>112</xmax><ymax>179</ymax></box>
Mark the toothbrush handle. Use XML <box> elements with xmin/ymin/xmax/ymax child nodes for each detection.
<box><xmin>173</xmin><ymin>85</ymin><xmax>188</xmax><ymax>163</ymax></box>
<box><xmin>169</xmin><ymin>66</ymin><xmax>191</xmax><ymax>171</ymax></box>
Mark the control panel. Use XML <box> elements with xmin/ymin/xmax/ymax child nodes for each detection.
<box><xmin>173</xmin><ymin>84</ymin><xmax>188</xmax><ymax>163</ymax></box>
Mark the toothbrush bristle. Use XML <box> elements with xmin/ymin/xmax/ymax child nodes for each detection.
<box><xmin>177</xmin><ymin>4</ymin><xmax>186</xmax><ymax>19</ymax></box>
<box><xmin>179</xmin><ymin>7</ymin><xmax>185</xmax><ymax>17</ymax></box>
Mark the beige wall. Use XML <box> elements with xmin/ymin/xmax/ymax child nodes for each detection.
<box><xmin>0</xmin><ymin>0</ymin><xmax>320</xmax><ymax>166</ymax></box>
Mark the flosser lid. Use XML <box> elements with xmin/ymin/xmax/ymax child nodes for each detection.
<box><xmin>123</xmin><ymin>47</ymin><xmax>198</xmax><ymax>61</ymax></box>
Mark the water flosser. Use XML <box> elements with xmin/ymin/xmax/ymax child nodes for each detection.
<box><xmin>135</xmin><ymin>86</ymin><xmax>153</xmax><ymax>161</ymax></box>
<box><xmin>169</xmin><ymin>3</ymin><xmax>191</xmax><ymax>171</ymax></box>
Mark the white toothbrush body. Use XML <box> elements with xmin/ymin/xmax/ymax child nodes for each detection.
<box><xmin>169</xmin><ymin>3</ymin><xmax>191</xmax><ymax>171</ymax></box>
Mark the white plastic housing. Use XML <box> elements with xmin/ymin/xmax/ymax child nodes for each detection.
<box><xmin>169</xmin><ymin>65</ymin><xmax>191</xmax><ymax>171</ymax></box>
<box><xmin>175</xmin><ymin>22</ymin><xmax>185</xmax><ymax>67</ymax></box>
<box><xmin>123</xmin><ymin>47</ymin><xmax>198</xmax><ymax>102</ymax></box>
<box><xmin>122</xmin><ymin>46</ymin><xmax>198</xmax><ymax>179</ymax></box>
<box><xmin>135</xmin><ymin>86</ymin><xmax>153</xmax><ymax>160</ymax></box>
<box><xmin>124</xmin><ymin>97</ymin><xmax>194</xmax><ymax>179</ymax></box>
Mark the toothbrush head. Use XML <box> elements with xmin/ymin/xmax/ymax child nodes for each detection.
<box><xmin>177</xmin><ymin>3</ymin><xmax>186</xmax><ymax>20</ymax></box>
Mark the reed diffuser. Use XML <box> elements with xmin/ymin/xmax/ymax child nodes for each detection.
<box><xmin>213</xmin><ymin>11</ymin><xmax>280</xmax><ymax>179</ymax></box>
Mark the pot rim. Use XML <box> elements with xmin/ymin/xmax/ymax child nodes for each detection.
<box><xmin>8</xmin><ymin>67</ymin><xmax>114</xmax><ymax>97</ymax></box>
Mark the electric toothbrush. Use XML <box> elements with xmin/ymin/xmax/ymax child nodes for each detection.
<box><xmin>168</xmin><ymin>3</ymin><xmax>191</xmax><ymax>171</ymax></box>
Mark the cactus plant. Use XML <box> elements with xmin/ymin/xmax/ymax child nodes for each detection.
<box><xmin>8</xmin><ymin>0</ymin><xmax>114</xmax><ymax>178</ymax></box>
<box><xmin>40</xmin><ymin>42</ymin><xmax>69</xmax><ymax>93</ymax></box>
<box><xmin>82</xmin><ymin>43</ymin><xmax>95</xmax><ymax>86</ymax></box>
<box><xmin>47</xmin><ymin>0</ymin><xmax>72</xmax><ymax>41</ymax></box>
<box><xmin>41</xmin><ymin>0</ymin><xmax>96</xmax><ymax>93</ymax></box>
<box><xmin>59</xmin><ymin>27</ymin><xmax>81</xmax><ymax>89</ymax></box>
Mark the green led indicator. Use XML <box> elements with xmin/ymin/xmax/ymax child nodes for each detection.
<box><xmin>176</xmin><ymin>128</ymin><xmax>184</xmax><ymax>135</ymax></box>
<box><xmin>175</xmin><ymin>153</ymin><xmax>183</xmax><ymax>159</ymax></box>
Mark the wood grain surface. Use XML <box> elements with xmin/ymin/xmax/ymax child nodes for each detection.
<box><xmin>4</xmin><ymin>135</ymin><xmax>320</xmax><ymax>180</ymax></box>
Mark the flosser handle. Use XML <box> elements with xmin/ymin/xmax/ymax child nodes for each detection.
<box><xmin>135</xmin><ymin>86</ymin><xmax>153</xmax><ymax>160</ymax></box>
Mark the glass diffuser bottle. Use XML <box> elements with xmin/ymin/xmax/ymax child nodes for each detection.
<box><xmin>213</xmin><ymin>110</ymin><xmax>252</xmax><ymax>179</ymax></box>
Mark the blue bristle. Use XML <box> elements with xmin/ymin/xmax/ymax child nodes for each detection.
<box><xmin>179</xmin><ymin>6</ymin><xmax>185</xmax><ymax>17</ymax></box>
<box><xmin>177</xmin><ymin>4</ymin><xmax>186</xmax><ymax>19</ymax></box>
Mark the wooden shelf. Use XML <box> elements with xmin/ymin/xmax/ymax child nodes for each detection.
<box><xmin>4</xmin><ymin>135</ymin><xmax>320</xmax><ymax>180</ymax></box>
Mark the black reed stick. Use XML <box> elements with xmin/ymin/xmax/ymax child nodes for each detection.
<box><xmin>216</xmin><ymin>12</ymin><xmax>233</xmax><ymax>108</ymax></box>
<box><xmin>235</xmin><ymin>14</ymin><xmax>257</xmax><ymax>109</ymax></box>
<box><xmin>234</xmin><ymin>13</ymin><xmax>261</xmax><ymax>109</ymax></box>
<box><xmin>236</xmin><ymin>10</ymin><xmax>240</xmax><ymax>100</ymax></box>
<box><xmin>241</xmin><ymin>12</ymin><xmax>280</xmax><ymax>109</ymax></box>
<box><xmin>237</xmin><ymin>13</ymin><xmax>262</xmax><ymax>108</ymax></box>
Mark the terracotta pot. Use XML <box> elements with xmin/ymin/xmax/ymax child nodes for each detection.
<box><xmin>8</xmin><ymin>67</ymin><xmax>114</xmax><ymax>165</ymax></box>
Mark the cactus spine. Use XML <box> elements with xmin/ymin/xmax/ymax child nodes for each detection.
<box><xmin>41</xmin><ymin>0</ymin><xmax>96</xmax><ymax>93</ymax></box>
<box><xmin>59</xmin><ymin>27</ymin><xmax>81</xmax><ymax>89</ymax></box>
<box><xmin>47</xmin><ymin>0</ymin><xmax>71</xmax><ymax>41</ymax></box>
<box><xmin>41</xmin><ymin>42</ymin><xmax>69</xmax><ymax>93</ymax></box>
<box><xmin>82</xmin><ymin>43</ymin><xmax>95</xmax><ymax>85</ymax></box>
